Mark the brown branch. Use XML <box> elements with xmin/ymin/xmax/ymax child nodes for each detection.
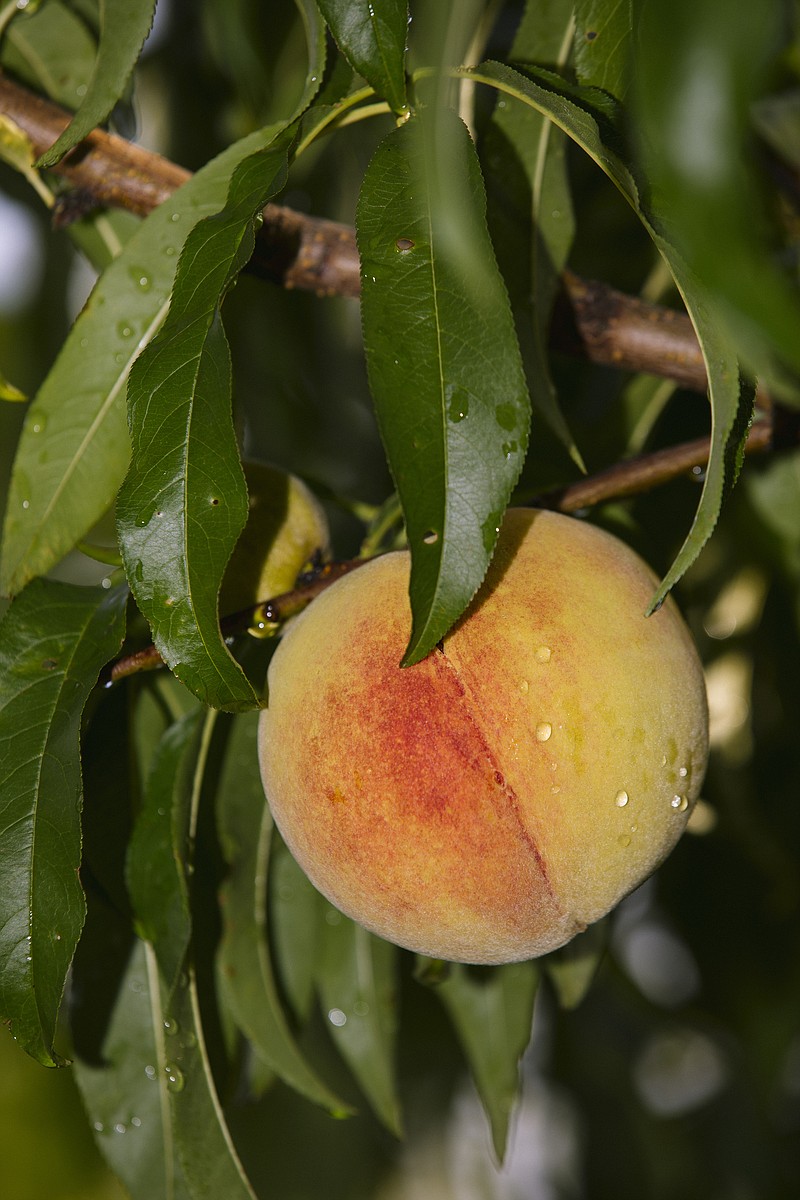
<box><xmin>101</xmin><ymin>419</ymin><xmax>779</xmax><ymax>685</ymax></box>
<box><xmin>1</xmin><ymin>70</ymin><xmax>706</xmax><ymax>386</ymax></box>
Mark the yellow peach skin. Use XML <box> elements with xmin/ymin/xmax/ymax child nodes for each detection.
<box><xmin>258</xmin><ymin>508</ymin><xmax>709</xmax><ymax>964</ymax></box>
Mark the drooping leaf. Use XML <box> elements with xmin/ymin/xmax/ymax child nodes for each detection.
<box><xmin>357</xmin><ymin>106</ymin><xmax>530</xmax><ymax>665</ymax></box>
<box><xmin>0</xmin><ymin>121</ymin><xmax>287</xmax><ymax>598</ymax></box>
<box><xmin>543</xmin><ymin>920</ymin><xmax>608</xmax><ymax>1010</ymax></box>
<box><xmin>317</xmin><ymin>0</ymin><xmax>408</xmax><ymax>113</ymax></box>
<box><xmin>72</xmin><ymin>930</ymin><xmax>193</xmax><ymax>1200</ymax></box>
<box><xmin>465</xmin><ymin>59</ymin><xmax>752</xmax><ymax>609</ymax></box>
<box><xmin>486</xmin><ymin>0</ymin><xmax>582</xmax><ymax>467</ymax></box>
<box><xmin>164</xmin><ymin>962</ymin><xmax>259</xmax><ymax>1200</ymax></box>
<box><xmin>116</xmin><ymin>138</ymin><xmax>292</xmax><ymax>710</ymax></box>
<box><xmin>1</xmin><ymin>0</ymin><xmax>97</xmax><ymax>110</ymax></box>
<box><xmin>36</xmin><ymin>0</ymin><xmax>157</xmax><ymax>168</ymax></box>
<box><xmin>126</xmin><ymin>710</ymin><xmax>204</xmax><ymax>994</ymax></box>
<box><xmin>216</xmin><ymin>712</ymin><xmax>349</xmax><ymax>1114</ymax></box>
<box><xmin>316</xmin><ymin>911</ymin><xmax>401</xmax><ymax>1135</ymax></box>
<box><xmin>573</xmin><ymin>0</ymin><xmax>634</xmax><ymax>101</ymax></box>
<box><xmin>635</xmin><ymin>0</ymin><xmax>800</xmax><ymax>404</ymax></box>
<box><xmin>0</xmin><ymin>579</ymin><xmax>127</xmax><ymax>1065</ymax></box>
<box><xmin>270</xmin><ymin>833</ymin><xmax>325</xmax><ymax>1023</ymax></box>
<box><xmin>428</xmin><ymin>960</ymin><xmax>539</xmax><ymax>1162</ymax></box>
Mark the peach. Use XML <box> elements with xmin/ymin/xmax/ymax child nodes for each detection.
<box><xmin>258</xmin><ymin>508</ymin><xmax>708</xmax><ymax>964</ymax></box>
<box><xmin>219</xmin><ymin>461</ymin><xmax>330</xmax><ymax>616</ymax></box>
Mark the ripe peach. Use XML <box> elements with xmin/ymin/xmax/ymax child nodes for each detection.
<box><xmin>258</xmin><ymin>508</ymin><xmax>708</xmax><ymax>964</ymax></box>
<box><xmin>219</xmin><ymin>461</ymin><xmax>330</xmax><ymax>616</ymax></box>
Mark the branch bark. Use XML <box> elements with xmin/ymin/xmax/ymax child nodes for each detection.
<box><xmin>2</xmin><ymin>70</ymin><xmax>702</xmax><ymax>384</ymax></box>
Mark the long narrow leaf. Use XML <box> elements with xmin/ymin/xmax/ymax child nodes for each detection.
<box><xmin>431</xmin><ymin>960</ymin><xmax>539</xmax><ymax>1162</ymax></box>
<box><xmin>317</xmin><ymin>0</ymin><xmax>408</xmax><ymax>113</ymax></box>
<box><xmin>316</xmin><ymin>914</ymin><xmax>401</xmax><ymax>1134</ymax></box>
<box><xmin>36</xmin><ymin>0</ymin><xmax>158</xmax><ymax>168</ymax></box>
<box><xmin>116</xmin><ymin>139</ymin><xmax>292</xmax><ymax>710</ymax></box>
<box><xmin>217</xmin><ymin>713</ymin><xmax>350</xmax><ymax>1114</ymax></box>
<box><xmin>0</xmin><ymin>580</ymin><xmax>127</xmax><ymax>1064</ymax></box>
<box><xmin>127</xmin><ymin>711</ymin><xmax>203</xmax><ymax>994</ymax></box>
<box><xmin>357</xmin><ymin>106</ymin><xmax>530</xmax><ymax>664</ymax></box>
<box><xmin>466</xmin><ymin>59</ymin><xmax>751</xmax><ymax>608</ymax></box>
<box><xmin>0</xmin><ymin>121</ymin><xmax>286</xmax><ymax>598</ymax></box>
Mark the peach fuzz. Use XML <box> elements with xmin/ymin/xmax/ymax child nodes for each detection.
<box><xmin>258</xmin><ymin>508</ymin><xmax>709</xmax><ymax>964</ymax></box>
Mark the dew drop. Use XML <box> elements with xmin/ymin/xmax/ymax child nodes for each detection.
<box><xmin>535</xmin><ymin>722</ymin><xmax>553</xmax><ymax>742</ymax></box>
<box><xmin>163</xmin><ymin>1017</ymin><xmax>179</xmax><ymax>1036</ymax></box>
<box><xmin>32</xmin><ymin>416</ymin><xmax>47</xmax><ymax>433</ymax></box>
<box><xmin>131</xmin><ymin>1117</ymin><xmax>142</xmax><ymax>1128</ymax></box>
<box><xmin>113</xmin><ymin>1122</ymin><xmax>126</xmax><ymax>1134</ymax></box>
<box><xmin>21</xmin><ymin>499</ymin><xmax>30</xmax><ymax>510</ymax></box>
<box><xmin>128</xmin><ymin>266</ymin><xmax>152</xmax><ymax>292</ymax></box>
<box><xmin>551</xmin><ymin>785</ymin><xmax>561</xmax><ymax>794</ymax></box>
<box><xmin>145</xmin><ymin>1064</ymin><xmax>157</xmax><ymax>1081</ymax></box>
<box><xmin>494</xmin><ymin>402</ymin><xmax>517</xmax><ymax>431</ymax></box>
<box><xmin>535</xmin><ymin>645</ymin><xmax>551</xmax><ymax>663</ymax></box>
<box><xmin>165</xmin><ymin>245</ymin><xmax>176</xmax><ymax>256</ymax></box>
<box><xmin>170</xmin><ymin>211</ymin><xmax>181</xmax><ymax>222</ymax></box>
<box><xmin>615</xmin><ymin>790</ymin><xmax>629</xmax><ymax>808</ymax></box>
<box><xmin>328</xmin><ymin>1007</ymin><xmax>347</xmax><ymax>1027</ymax></box>
<box><xmin>94</xmin><ymin>1121</ymin><xmax>104</xmax><ymax>1133</ymax></box>
<box><xmin>618</xmin><ymin>834</ymin><xmax>631</xmax><ymax>848</ymax></box>
<box><xmin>679</xmin><ymin>766</ymin><xmax>688</xmax><ymax>778</ymax></box>
<box><xmin>117</xmin><ymin>321</ymin><xmax>134</xmax><ymax>339</ymax></box>
<box><xmin>671</xmin><ymin>795</ymin><xmax>689</xmax><ymax>812</ymax></box>
<box><xmin>164</xmin><ymin>1063</ymin><xmax>185</xmax><ymax>1093</ymax></box>
<box><xmin>519</xmin><ymin>679</ymin><xmax>529</xmax><ymax>694</ymax></box>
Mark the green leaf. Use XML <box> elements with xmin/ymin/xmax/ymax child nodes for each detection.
<box><xmin>316</xmin><ymin>911</ymin><xmax>401</xmax><ymax>1135</ymax></box>
<box><xmin>356</xmin><ymin>107</ymin><xmax>530</xmax><ymax>665</ymax></box>
<box><xmin>216</xmin><ymin>712</ymin><xmax>349</xmax><ymax>1114</ymax></box>
<box><xmin>317</xmin><ymin>0</ymin><xmax>408</xmax><ymax>113</ymax></box>
<box><xmin>36</xmin><ymin>0</ymin><xmax>157</xmax><ymax>168</ymax></box>
<box><xmin>71</xmin><ymin>931</ymin><xmax>193</xmax><ymax>1200</ymax></box>
<box><xmin>573</xmin><ymin>0</ymin><xmax>634</xmax><ymax>101</ymax></box>
<box><xmin>115</xmin><ymin>137</ymin><xmax>293</xmax><ymax>710</ymax></box>
<box><xmin>270</xmin><ymin>834</ymin><xmax>325</xmax><ymax>1023</ymax></box>
<box><xmin>429</xmin><ymin>960</ymin><xmax>539</xmax><ymax>1162</ymax></box>
<box><xmin>1</xmin><ymin>1</ymin><xmax>97</xmax><ymax>110</ymax></box>
<box><xmin>127</xmin><ymin>711</ymin><xmax>203</xmax><ymax>994</ymax></box>
<box><xmin>165</xmin><ymin>962</ymin><xmax>259</xmax><ymax>1200</ymax></box>
<box><xmin>465</xmin><ymin>59</ymin><xmax>752</xmax><ymax>608</ymax></box>
<box><xmin>543</xmin><ymin>921</ymin><xmax>607</xmax><ymax>1010</ymax></box>
<box><xmin>0</xmin><ymin>579</ymin><xmax>127</xmax><ymax>1065</ymax></box>
<box><xmin>486</xmin><ymin>0</ymin><xmax>582</xmax><ymax>466</ymax></box>
<box><xmin>635</xmin><ymin>0</ymin><xmax>800</xmax><ymax>403</ymax></box>
<box><xmin>644</xmin><ymin>262</ymin><xmax>755</xmax><ymax>613</ymax></box>
<box><xmin>0</xmin><ymin>120</ymin><xmax>287</xmax><ymax>598</ymax></box>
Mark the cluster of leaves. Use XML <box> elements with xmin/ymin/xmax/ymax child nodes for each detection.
<box><xmin>2</xmin><ymin>0</ymin><xmax>800</xmax><ymax>1196</ymax></box>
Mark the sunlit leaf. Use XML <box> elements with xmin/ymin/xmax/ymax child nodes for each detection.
<box><xmin>116</xmin><ymin>137</ymin><xmax>292</xmax><ymax>710</ymax></box>
<box><xmin>36</xmin><ymin>0</ymin><xmax>157</xmax><ymax>168</ymax></box>
<box><xmin>0</xmin><ymin>120</ymin><xmax>287</xmax><ymax>598</ymax></box>
<box><xmin>216</xmin><ymin>713</ymin><xmax>349</xmax><ymax>1114</ymax></box>
<box><xmin>316</xmin><ymin>912</ymin><xmax>401</xmax><ymax>1134</ymax></box>
<box><xmin>429</xmin><ymin>960</ymin><xmax>539</xmax><ymax>1162</ymax></box>
<box><xmin>0</xmin><ymin>580</ymin><xmax>127</xmax><ymax>1064</ymax></box>
<box><xmin>317</xmin><ymin>0</ymin><xmax>408</xmax><ymax>113</ymax></box>
<box><xmin>357</xmin><ymin>106</ymin><xmax>530</xmax><ymax>665</ymax></box>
